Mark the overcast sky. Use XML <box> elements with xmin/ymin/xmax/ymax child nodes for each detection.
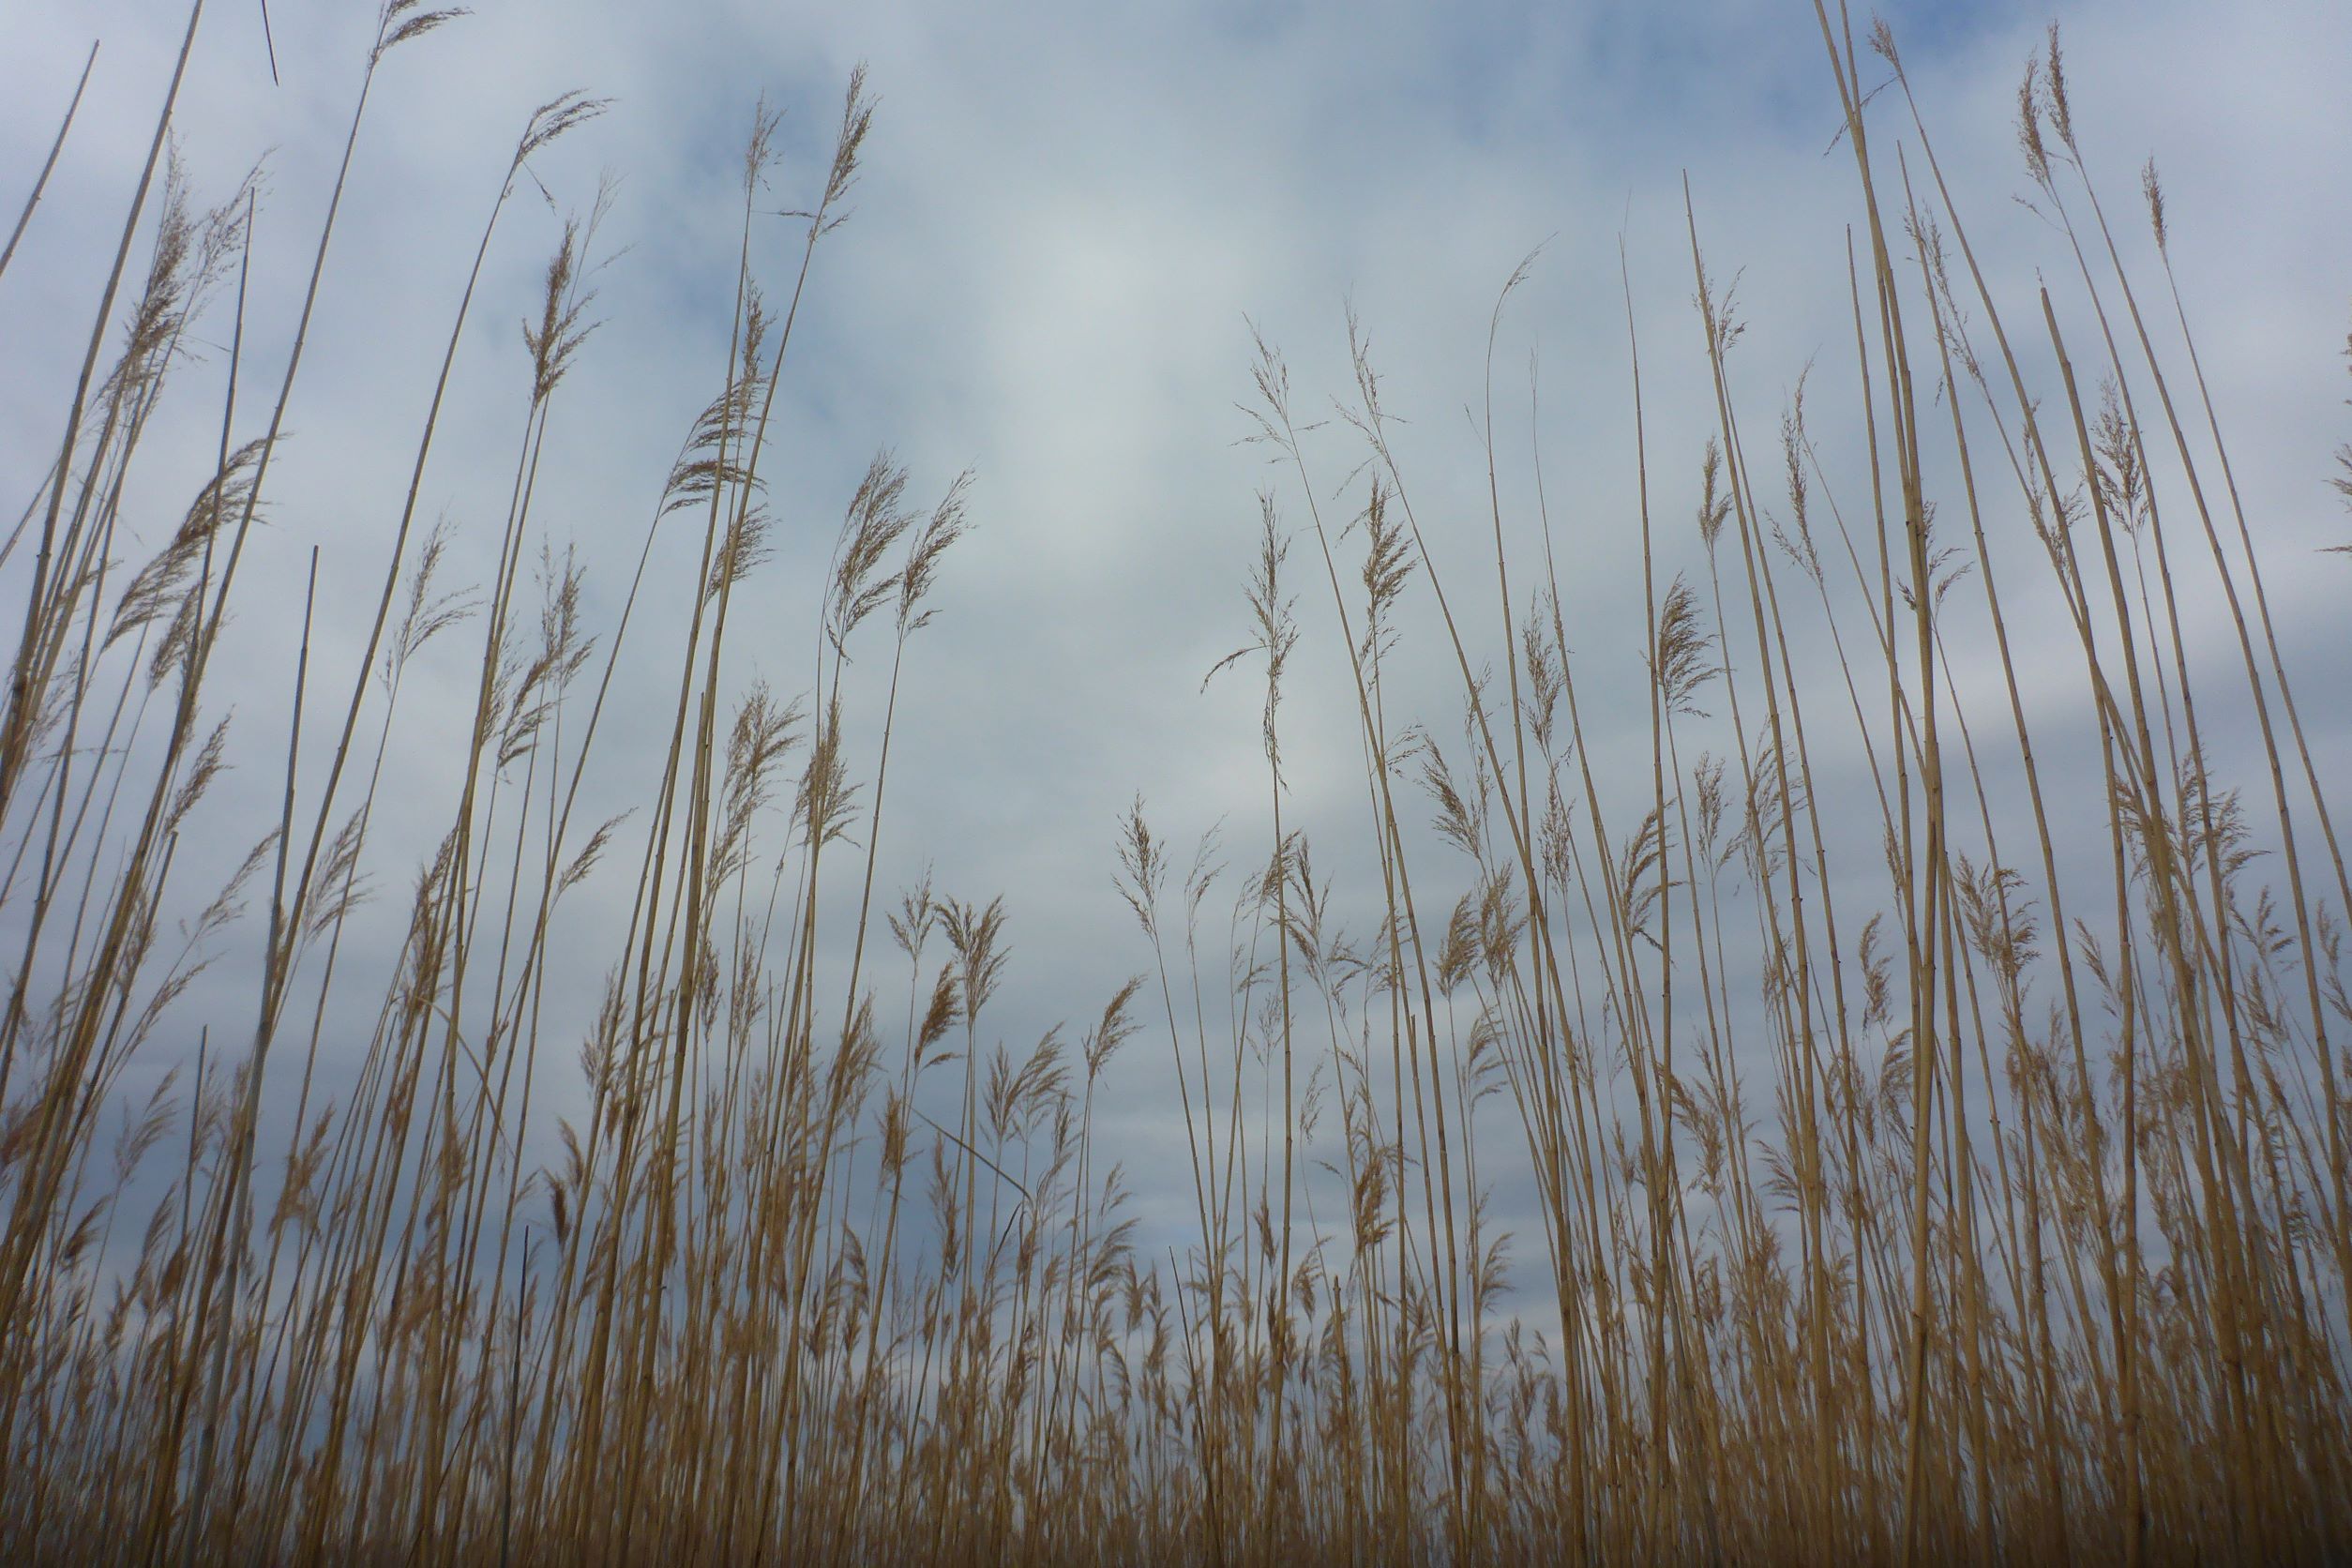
<box><xmin>4</xmin><ymin>0</ymin><xmax>2347</xmax><ymax>1280</ymax></box>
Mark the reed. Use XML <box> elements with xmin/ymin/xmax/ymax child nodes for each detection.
<box><xmin>1</xmin><ymin>4</ymin><xmax>2344</xmax><ymax>1562</ymax></box>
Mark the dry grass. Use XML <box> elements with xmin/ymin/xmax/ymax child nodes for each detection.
<box><xmin>1</xmin><ymin>4</ymin><xmax>2346</xmax><ymax>1563</ymax></box>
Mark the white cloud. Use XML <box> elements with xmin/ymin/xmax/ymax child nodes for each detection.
<box><xmin>4</xmin><ymin>0</ymin><xmax>2346</xmax><ymax>1314</ymax></box>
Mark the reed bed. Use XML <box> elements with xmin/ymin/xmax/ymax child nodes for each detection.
<box><xmin>2</xmin><ymin>4</ymin><xmax>2346</xmax><ymax>1562</ymax></box>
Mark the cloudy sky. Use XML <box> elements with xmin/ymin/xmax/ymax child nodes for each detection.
<box><xmin>4</xmin><ymin>0</ymin><xmax>2347</xmax><ymax>1273</ymax></box>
